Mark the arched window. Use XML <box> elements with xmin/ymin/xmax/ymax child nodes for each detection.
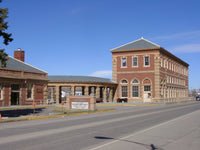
<box><xmin>121</xmin><ymin>80</ymin><xmax>128</xmax><ymax>84</ymax></box>
<box><xmin>132</xmin><ymin>79</ymin><xmax>139</xmax><ymax>84</ymax></box>
<box><xmin>121</xmin><ymin>79</ymin><xmax>128</xmax><ymax>97</ymax></box>
<box><xmin>132</xmin><ymin>79</ymin><xmax>139</xmax><ymax>97</ymax></box>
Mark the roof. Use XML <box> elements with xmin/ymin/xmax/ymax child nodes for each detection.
<box><xmin>0</xmin><ymin>56</ymin><xmax>47</xmax><ymax>73</ymax></box>
<box><xmin>48</xmin><ymin>75</ymin><xmax>117</xmax><ymax>84</ymax></box>
<box><xmin>110</xmin><ymin>37</ymin><xmax>189</xmax><ymax>67</ymax></box>
<box><xmin>110</xmin><ymin>37</ymin><xmax>160</xmax><ymax>52</ymax></box>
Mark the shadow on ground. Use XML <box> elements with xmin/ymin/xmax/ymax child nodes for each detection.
<box><xmin>0</xmin><ymin>108</ymin><xmax>45</xmax><ymax>117</ymax></box>
<box><xmin>94</xmin><ymin>136</ymin><xmax>164</xmax><ymax>150</ymax></box>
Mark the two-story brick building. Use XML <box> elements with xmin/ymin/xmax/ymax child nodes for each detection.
<box><xmin>111</xmin><ymin>37</ymin><xmax>189</xmax><ymax>103</ymax></box>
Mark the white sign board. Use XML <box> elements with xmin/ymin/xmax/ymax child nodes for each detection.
<box><xmin>72</xmin><ymin>102</ymin><xmax>89</xmax><ymax>109</ymax></box>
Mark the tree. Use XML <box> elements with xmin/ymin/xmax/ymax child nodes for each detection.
<box><xmin>0</xmin><ymin>0</ymin><xmax>13</xmax><ymax>67</ymax></box>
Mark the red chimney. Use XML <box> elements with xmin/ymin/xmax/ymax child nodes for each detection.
<box><xmin>14</xmin><ymin>48</ymin><xmax>25</xmax><ymax>62</ymax></box>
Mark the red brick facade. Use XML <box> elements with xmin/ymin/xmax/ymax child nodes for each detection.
<box><xmin>0</xmin><ymin>69</ymin><xmax>48</xmax><ymax>106</ymax></box>
<box><xmin>0</xmin><ymin>50</ymin><xmax>48</xmax><ymax>106</ymax></box>
<box><xmin>111</xmin><ymin>38</ymin><xmax>189</xmax><ymax>103</ymax></box>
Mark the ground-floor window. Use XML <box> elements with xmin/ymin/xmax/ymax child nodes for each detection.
<box><xmin>144</xmin><ymin>85</ymin><xmax>151</xmax><ymax>91</ymax></box>
<box><xmin>27</xmin><ymin>84</ymin><xmax>33</xmax><ymax>99</ymax></box>
<box><xmin>132</xmin><ymin>86</ymin><xmax>139</xmax><ymax>97</ymax></box>
<box><xmin>121</xmin><ymin>86</ymin><xmax>128</xmax><ymax>97</ymax></box>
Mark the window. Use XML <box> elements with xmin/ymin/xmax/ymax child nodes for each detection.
<box><xmin>121</xmin><ymin>86</ymin><xmax>128</xmax><ymax>97</ymax></box>
<box><xmin>144</xmin><ymin>86</ymin><xmax>151</xmax><ymax>91</ymax></box>
<box><xmin>122</xmin><ymin>58</ymin><xmax>127</xmax><ymax>67</ymax></box>
<box><xmin>144</xmin><ymin>56</ymin><xmax>149</xmax><ymax>66</ymax></box>
<box><xmin>132</xmin><ymin>79</ymin><xmax>139</xmax><ymax>84</ymax></box>
<box><xmin>122</xmin><ymin>86</ymin><xmax>128</xmax><ymax>97</ymax></box>
<box><xmin>132</xmin><ymin>57</ymin><xmax>138</xmax><ymax>67</ymax></box>
<box><xmin>121</xmin><ymin>80</ymin><xmax>128</xmax><ymax>84</ymax></box>
<box><xmin>132</xmin><ymin>86</ymin><xmax>139</xmax><ymax>97</ymax></box>
<box><xmin>27</xmin><ymin>84</ymin><xmax>33</xmax><ymax>99</ymax></box>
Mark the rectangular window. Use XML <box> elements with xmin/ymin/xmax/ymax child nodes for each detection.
<box><xmin>122</xmin><ymin>58</ymin><xmax>127</xmax><ymax>67</ymax></box>
<box><xmin>132</xmin><ymin>86</ymin><xmax>139</xmax><ymax>97</ymax></box>
<box><xmin>132</xmin><ymin>57</ymin><xmax>138</xmax><ymax>67</ymax></box>
<box><xmin>121</xmin><ymin>86</ymin><xmax>128</xmax><ymax>97</ymax></box>
<box><xmin>144</xmin><ymin>56</ymin><xmax>149</xmax><ymax>66</ymax></box>
<box><xmin>144</xmin><ymin>86</ymin><xmax>151</xmax><ymax>91</ymax></box>
<box><xmin>27</xmin><ymin>84</ymin><xmax>33</xmax><ymax>99</ymax></box>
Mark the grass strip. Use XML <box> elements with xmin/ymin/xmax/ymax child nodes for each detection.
<box><xmin>0</xmin><ymin>108</ymin><xmax>115</xmax><ymax>123</ymax></box>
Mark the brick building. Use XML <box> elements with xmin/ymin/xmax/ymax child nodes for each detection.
<box><xmin>0</xmin><ymin>49</ymin><xmax>48</xmax><ymax>106</ymax></box>
<box><xmin>111</xmin><ymin>37</ymin><xmax>189</xmax><ymax>103</ymax></box>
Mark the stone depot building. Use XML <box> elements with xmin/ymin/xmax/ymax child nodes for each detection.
<box><xmin>0</xmin><ymin>38</ymin><xmax>189</xmax><ymax>106</ymax></box>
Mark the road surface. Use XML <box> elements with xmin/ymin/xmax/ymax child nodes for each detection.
<box><xmin>0</xmin><ymin>102</ymin><xmax>199</xmax><ymax>150</ymax></box>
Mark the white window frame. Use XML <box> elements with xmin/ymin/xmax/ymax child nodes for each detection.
<box><xmin>27</xmin><ymin>84</ymin><xmax>33</xmax><ymax>99</ymax></box>
<box><xmin>132</xmin><ymin>56</ymin><xmax>138</xmax><ymax>67</ymax></box>
<box><xmin>121</xmin><ymin>57</ymin><xmax>127</xmax><ymax>68</ymax></box>
<box><xmin>144</xmin><ymin>56</ymin><xmax>150</xmax><ymax>67</ymax></box>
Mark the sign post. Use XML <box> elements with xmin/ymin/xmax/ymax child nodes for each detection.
<box><xmin>32</xmin><ymin>102</ymin><xmax>36</xmax><ymax>115</ymax></box>
<box><xmin>61</xmin><ymin>101</ymin><xmax>64</xmax><ymax>113</ymax></box>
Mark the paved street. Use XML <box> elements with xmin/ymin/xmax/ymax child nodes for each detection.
<box><xmin>0</xmin><ymin>102</ymin><xmax>199</xmax><ymax>150</ymax></box>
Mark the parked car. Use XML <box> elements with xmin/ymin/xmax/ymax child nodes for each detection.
<box><xmin>117</xmin><ymin>98</ymin><xmax>128</xmax><ymax>103</ymax></box>
<box><xmin>96</xmin><ymin>98</ymin><xmax>103</xmax><ymax>103</ymax></box>
<box><xmin>47</xmin><ymin>99</ymin><xmax>55</xmax><ymax>104</ymax></box>
<box><xmin>196</xmin><ymin>95</ymin><xmax>200</xmax><ymax>101</ymax></box>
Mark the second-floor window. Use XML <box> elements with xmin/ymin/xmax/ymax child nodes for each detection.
<box><xmin>122</xmin><ymin>58</ymin><xmax>127</xmax><ymax>67</ymax></box>
<box><xmin>133</xmin><ymin>57</ymin><xmax>138</xmax><ymax>67</ymax></box>
<box><xmin>144</xmin><ymin>56</ymin><xmax>149</xmax><ymax>66</ymax></box>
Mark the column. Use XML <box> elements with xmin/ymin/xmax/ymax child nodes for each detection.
<box><xmin>56</xmin><ymin>86</ymin><xmax>60</xmax><ymax>104</ymax></box>
<box><xmin>51</xmin><ymin>87</ymin><xmax>54</xmax><ymax>99</ymax></box>
<box><xmin>84</xmin><ymin>86</ymin><xmax>89</xmax><ymax>96</ymax></box>
<box><xmin>43</xmin><ymin>84</ymin><xmax>48</xmax><ymax>104</ymax></box>
<box><xmin>109</xmin><ymin>88</ymin><xmax>113</xmax><ymax>102</ymax></box>
<box><xmin>71</xmin><ymin>86</ymin><xmax>75</xmax><ymax>96</ymax></box>
<box><xmin>103</xmin><ymin>87</ymin><xmax>107</xmax><ymax>103</ymax></box>
<box><xmin>96</xmin><ymin>86</ymin><xmax>100</xmax><ymax>98</ymax></box>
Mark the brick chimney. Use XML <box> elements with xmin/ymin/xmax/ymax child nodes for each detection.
<box><xmin>14</xmin><ymin>48</ymin><xmax>25</xmax><ymax>62</ymax></box>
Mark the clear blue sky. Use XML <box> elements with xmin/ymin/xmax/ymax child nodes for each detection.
<box><xmin>1</xmin><ymin>0</ymin><xmax>200</xmax><ymax>89</ymax></box>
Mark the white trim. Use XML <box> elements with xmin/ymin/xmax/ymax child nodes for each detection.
<box><xmin>8</xmin><ymin>56</ymin><xmax>47</xmax><ymax>73</ymax></box>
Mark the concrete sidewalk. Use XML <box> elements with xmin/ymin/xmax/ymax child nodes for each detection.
<box><xmin>89</xmin><ymin>109</ymin><xmax>200</xmax><ymax>150</ymax></box>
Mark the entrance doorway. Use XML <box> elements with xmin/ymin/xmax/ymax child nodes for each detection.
<box><xmin>143</xmin><ymin>85</ymin><xmax>151</xmax><ymax>103</ymax></box>
<box><xmin>11</xmin><ymin>92</ymin><xmax>20</xmax><ymax>105</ymax></box>
<box><xmin>11</xmin><ymin>84</ymin><xmax>20</xmax><ymax>105</ymax></box>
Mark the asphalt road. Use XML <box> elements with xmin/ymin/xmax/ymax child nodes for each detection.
<box><xmin>0</xmin><ymin>102</ymin><xmax>199</xmax><ymax>150</ymax></box>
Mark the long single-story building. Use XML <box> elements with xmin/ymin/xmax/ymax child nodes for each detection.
<box><xmin>47</xmin><ymin>76</ymin><xmax>117</xmax><ymax>104</ymax></box>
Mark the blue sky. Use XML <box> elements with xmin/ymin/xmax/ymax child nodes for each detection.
<box><xmin>1</xmin><ymin>0</ymin><xmax>200</xmax><ymax>89</ymax></box>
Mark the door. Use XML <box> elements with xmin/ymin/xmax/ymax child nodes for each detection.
<box><xmin>143</xmin><ymin>92</ymin><xmax>151</xmax><ymax>103</ymax></box>
<box><xmin>11</xmin><ymin>92</ymin><xmax>20</xmax><ymax>105</ymax></box>
<box><xmin>143</xmin><ymin>85</ymin><xmax>151</xmax><ymax>103</ymax></box>
<box><xmin>11</xmin><ymin>84</ymin><xmax>20</xmax><ymax>105</ymax></box>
